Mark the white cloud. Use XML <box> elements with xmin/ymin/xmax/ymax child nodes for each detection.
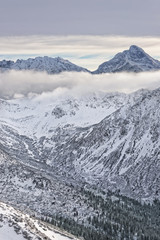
<box><xmin>0</xmin><ymin>35</ymin><xmax>160</xmax><ymax>70</ymax></box>
<box><xmin>1</xmin><ymin>70</ymin><xmax>160</xmax><ymax>99</ymax></box>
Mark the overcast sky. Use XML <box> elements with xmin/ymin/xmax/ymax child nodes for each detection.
<box><xmin>0</xmin><ymin>0</ymin><xmax>160</xmax><ymax>36</ymax></box>
<box><xmin>0</xmin><ymin>0</ymin><xmax>160</xmax><ymax>70</ymax></box>
<box><xmin>0</xmin><ymin>35</ymin><xmax>160</xmax><ymax>70</ymax></box>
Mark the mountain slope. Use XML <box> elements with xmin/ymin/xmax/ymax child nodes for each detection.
<box><xmin>93</xmin><ymin>45</ymin><xmax>160</xmax><ymax>73</ymax></box>
<box><xmin>0</xmin><ymin>56</ymin><xmax>89</xmax><ymax>74</ymax></box>
<box><xmin>59</xmin><ymin>88</ymin><xmax>160</xmax><ymax>201</ymax></box>
<box><xmin>0</xmin><ymin>89</ymin><xmax>159</xmax><ymax>201</ymax></box>
<box><xmin>0</xmin><ymin>89</ymin><xmax>160</xmax><ymax>239</ymax></box>
<box><xmin>0</xmin><ymin>92</ymin><xmax>126</xmax><ymax>138</ymax></box>
<box><xmin>0</xmin><ymin>201</ymin><xmax>79</xmax><ymax>240</ymax></box>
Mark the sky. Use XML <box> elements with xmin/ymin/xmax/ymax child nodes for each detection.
<box><xmin>0</xmin><ymin>0</ymin><xmax>160</xmax><ymax>70</ymax></box>
<box><xmin>0</xmin><ymin>0</ymin><xmax>160</xmax><ymax>36</ymax></box>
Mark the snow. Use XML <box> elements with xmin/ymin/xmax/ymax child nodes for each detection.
<box><xmin>0</xmin><ymin>223</ymin><xmax>25</xmax><ymax>240</ymax></box>
<box><xmin>33</xmin><ymin>220</ymin><xmax>75</xmax><ymax>240</ymax></box>
<box><xmin>0</xmin><ymin>202</ymin><xmax>79</xmax><ymax>240</ymax></box>
<box><xmin>0</xmin><ymin>92</ymin><xmax>122</xmax><ymax>139</ymax></box>
<box><xmin>119</xmin><ymin>166</ymin><xmax>132</xmax><ymax>175</ymax></box>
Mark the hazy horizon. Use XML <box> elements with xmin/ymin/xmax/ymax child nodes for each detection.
<box><xmin>0</xmin><ymin>35</ymin><xmax>160</xmax><ymax>70</ymax></box>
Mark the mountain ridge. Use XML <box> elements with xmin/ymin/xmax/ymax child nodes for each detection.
<box><xmin>0</xmin><ymin>45</ymin><xmax>160</xmax><ymax>74</ymax></box>
<box><xmin>0</xmin><ymin>56</ymin><xmax>89</xmax><ymax>74</ymax></box>
<box><xmin>0</xmin><ymin>88</ymin><xmax>160</xmax><ymax>239</ymax></box>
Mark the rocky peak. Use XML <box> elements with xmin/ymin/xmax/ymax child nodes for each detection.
<box><xmin>93</xmin><ymin>45</ymin><xmax>160</xmax><ymax>73</ymax></box>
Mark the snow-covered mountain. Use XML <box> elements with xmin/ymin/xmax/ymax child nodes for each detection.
<box><xmin>93</xmin><ymin>45</ymin><xmax>160</xmax><ymax>73</ymax></box>
<box><xmin>0</xmin><ymin>89</ymin><xmax>159</xmax><ymax>202</ymax></box>
<box><xmin>1</xmin><ymin>45</ymin><xmax>160</xmax><ymax>74</ymax></box>
<box><xmin>0</xmin><ymin>88</ymin><xmax>160</xmax><ymax>238</ymax></box>
<box><xmin>0</xmin><ymin>56</ymin><xmax>89</xmax><ymax>74</ymax></box>
<box><xmin>0</xmin><ymin>60</ymin><xmax>14</xmax><ymax>69</ymax></box>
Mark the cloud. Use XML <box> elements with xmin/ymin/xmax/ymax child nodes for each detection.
<box><xmin>0</xmin><ymin>35</ymin><xmax>160</xmax><ymax>70</ymax></box>
<box><xmin>1</xmin><ymin>70</ymin><xmax>160</xmax><ymax>100</ymax></box>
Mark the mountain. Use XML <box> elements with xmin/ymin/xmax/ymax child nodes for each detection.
<box><xmin>0</xmin><ymin>60</ymin><xmax>14</xmax><ymax>69</ymax></box>
<box><xmin>1</xmin><ymin>45</ymin><xmax>160</xmax><ymax>74</ymax></box>
<box><xmin>0</xmin><ymin>89</ymin><xmax>159</xmax><ymax>201</ymax></box>
<box><xmin>0</xmin><ymin>56</ymin><xmax>89</xmax><ymax>74</ymax></box>
<box><xmin>93</xmin><ymin>45</ymin><xmax>160</xmax><ymax>73</ymax></box>
<box><xmin>0</xmin><ymin>89</ymin><xmax>160</xmax><ymax>239</ymax></box>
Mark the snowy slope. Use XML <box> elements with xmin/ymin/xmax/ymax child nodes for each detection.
<box><xmin>0</xmin><ymin>92</ymin><xmax>126</xmax><ymax>138</ymax></box>
<box><xmin>93</xmin><ymin>45</ymin><xmax>160</xmax><ymax>73</ymax></box>
<box><xmin>0</xmin><ymin>88</ymin><xmax>159</xmax><ymax>239</ymax></box>
<box><xmin>0</xmin><ymin>89</ymin><xmax>159</xmax><ymax>203</ymax></box>
<box><xmin>0</xmin><ymin>202</ymin><xmax>79</xmax><ymax>240</ymax></box>
<box><xmin>60</xmin><ymin>88</ymin><xmax>160</xmax><ymax>201</ymax></box>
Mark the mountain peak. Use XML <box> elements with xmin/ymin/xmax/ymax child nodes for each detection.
<box><xmin>129</xmin><ymin>45</ymin><xmax>143</xmax><ymax>52</ymax></box>
<box><xmin>93</xmin><ymin>45</ymin><xmax>160</xmax><ymax>74</ymax></box>
<box><xmin>128</xmin><ymin>45</ymin><xmax>147</xmax><ymax>59</ymax></box>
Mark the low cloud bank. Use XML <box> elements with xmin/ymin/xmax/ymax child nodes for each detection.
<box><xmin>0</xmin><ymin>70</ymin><xmax>160</xmax><ymax>99</ymax></box>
